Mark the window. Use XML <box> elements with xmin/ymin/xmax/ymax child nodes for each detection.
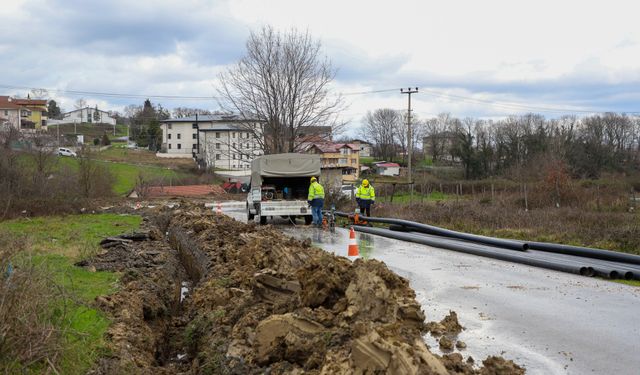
<box><xmin>339</xmin><ymin>158</ymin><xmax>347</xmax><ymax>164</ymax></box>
<box><xmin>233</xmin><ymin>154</ymin><xmax>236</xmax><ymax>160</ymax></box>
<box><xmin>177</xmin><ymin>144</ymin><xmax>182</xmax><ymax>149</ymax></box>
<box><xmin>233</xmin><ymin>164</ymin><xmax>236</xmax><ymax>168</ymax></box>
<box><xmin>351</xmin><ymin>159</ymin><xmax>357</xmax><ymax>164</ymax></box>
<box><xmin>192</xmin><ymin>124</ymin><xmax>198</xmax><ymax>129</ymax></box>
<box><xmin>232</xmin><ymin>143</ymin><xmax>236</xmax><ymax>149</ymax></box>
<box><xmin>177</xmin><ymin>133</ymin><xmax>181</xmax><ymax>139</ymax></box>
<box><xmin>246</xmin><ymin>143</ymin><xmax>249</xmax><ymax>149</ymax></box>
<box><xmin>168</xmin><ymin>144</ymin><xmax>172</xmax><ymax>149</ymax></box>
<box><xmin>215</xmin><ymin>143</ymin><xmax>220</xmax><ymax>149</ymax></box>
<box><xmin>340</xmin><ymin>148</ymin><xmax>351</xmax><ymax>155</ymax></box>
<box><xmin>232</xmin><ymin>132</ymin><xmax>236</xmax><ymax>138</ymax></box>
<box><xmin>215</xmin><ymin>154</ymin><xmax>220</xmax><ymax>160</ymax></box>
<box><xmin>168</xmin><ymin>124</ymin><xmax>172</xmax><ymax>129</ymax></box>
<box><xmin>216</xmin><ymin>132</ymin><xmax>220</xmax><ymax>138</ymax></box>
<box><xmin>168</xmin><ymin>134</ymin><xmax>172</xmax><ymax>139</ymax></box>
<box><xmin>3</xmin><ymin>110</ymin><xmax>7</xmax><ymax>116</ymax></box>
<box><xmin>193</xmin><ymin>144</ymin><xmax>197</xmax><ymax>149</ymax></box>
<box><xmin>192</xmin><ymin>133</ymin><xmax>197</xmax><ymax>139</ymax></box>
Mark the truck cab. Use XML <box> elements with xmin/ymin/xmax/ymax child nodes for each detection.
<box><xmin>247</xmin><ymin>153</ymin><xmax>321</xmax><ymax>225</ymax></box>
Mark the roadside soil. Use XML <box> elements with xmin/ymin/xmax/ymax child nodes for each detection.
<box><xmin>85</xmin><ymin>204</ymin><xmax>524</xmax><ymax>374</ymax></box>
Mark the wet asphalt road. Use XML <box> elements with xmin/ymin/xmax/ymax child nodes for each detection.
<box><xmin>223</xmin><ymin>207</ymin><xmax>640</xmax><ymax>375</ymax></box>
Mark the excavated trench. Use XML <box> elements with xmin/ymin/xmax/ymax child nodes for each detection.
<box><xmin>86</xmin><ymin>205</ymin><xmax>525</xmax><ymax>374</ymax></box>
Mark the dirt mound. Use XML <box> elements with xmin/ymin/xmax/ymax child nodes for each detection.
<box><xmin>88</xmin><ymin>206</ymin><xmax>524</xmax><ymax>374</ymax></box>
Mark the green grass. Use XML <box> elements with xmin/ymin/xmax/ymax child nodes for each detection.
<box><xmin>1</xmin><ymin>214</ymin><xmax>142</xmax><ymax>374</ymax></box>
<box><xmin>49</xmin><ymin>123</ymin><xmax>128</xmax><ymax>140</ymax></box>
<box><xmin>1</xmin><ymin>213</ymin><xmax>142</xmax><ymax>256</ymax></box>
<box><xmin>58</xmin><ymin>157</ymin><xmax>186</xmax><ymax>195</ymax></box>
<box><xmin>384</xmin><ymin>190</ymin><xmax>453</xmax><ymax>203</ymax></box>
<box><xmin>612</xmin><ymin>279</ymin><xmax>640</xmax><ymax>287</ymax></box>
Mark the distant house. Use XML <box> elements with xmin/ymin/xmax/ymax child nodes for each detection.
<box><xmin>374</xmin><ymin>162</ymin><xmax>400</xmax><ymax>176</ymax></box>
<box><xmin>295</xmin><ymin>126</ymin><xmax>333</xmax><ymax>151</ymax></box>
<box><xmin>160</xmin><ymin>114</ymin><xmax>264</xmax><ymax>171</ymax></box>
<box><xmin>0</xmin><ymin>96</ymin><xmax>22</xmax><ymax>129</ymax></box>
<box><xmin>305</xmin><ymin>142</ymin><xmax>360</xmax><ymax>183</ymax></box>
<box><xmin>0</xmin><ymin>96</ymin><xmax>48</xmax><ymax>130</ymax></box>
<box><xmin>62</xmin><ymin>107</ymin><xmax>116</xmax><ymax>125</ymax></box>
<box><xmin>350</xmin><ymin>139</ymin><xmax>373</xmax><ymax>157</ymax></box>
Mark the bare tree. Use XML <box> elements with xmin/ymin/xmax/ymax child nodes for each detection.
<box><xmin>74</xmin><ymin>98</ymin><xmax>87</xmax><ymax>124</ymax></box>
<box><xmin>171</xmin><ymin>107</ymin><xmax>215</xmax><ymax>118</ymax></box>
<box><xmin>217</xmin><ymin>25</ymin><xmax>345</xmax><ymax>154</ymax></box>
<box><xmin>361</xmin><ymin>109</ymin><xmax>400</xmax><ymax>161</ymax></box>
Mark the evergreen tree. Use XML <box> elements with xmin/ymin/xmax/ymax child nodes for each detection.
<box><xmin>93</xmin><ymin>105</ymin><xmax>101</xmax><ymax>123</ymax></box>
<box><xmin>47</xmin><ymin>100</ymin><xmax>62</xmax><ymax>119</ymax></box>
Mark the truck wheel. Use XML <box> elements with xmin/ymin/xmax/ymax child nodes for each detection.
<box><xmin>260</xmin><ymin>216</ymin><xmax>267</xmax><ymax>225</ymax></box>
<box><xmin>304</xmin><ymin>215</ymin><xmax>313</xmax><ymax>225</ymax></box>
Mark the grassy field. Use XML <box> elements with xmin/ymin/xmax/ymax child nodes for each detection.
<box><xmin>47</xmin><ymin>123</ymin><xmax>128</xmax><ymax>140</ymax></box>
<box><xmin>96</xmin><ymin>146</ymin><xmax>196</xmax><ymax>170</ymax></box>
<box><xmin>381</xmin><ymin>190</ymin><xmax>452</xmax><ymax>203</ymax></box>
<box><xmin>0</xmin><ymin>214</ymin><xmax>142</xmax><ymax>373</ymax></box>
<box><xmin>57</xmin><ymin>156</ymin><xmax>188</xmax><ymax>195</ymax></box>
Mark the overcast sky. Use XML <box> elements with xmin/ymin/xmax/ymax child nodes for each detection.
<box><xmin>1</xmin><ymin>0</ymin><xmax>639</xmax><ymax>133</ymax></box>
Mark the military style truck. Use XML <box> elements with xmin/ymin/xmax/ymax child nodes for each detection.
<box><xmin>247</xmin><ymin>153</ymin><xmax>321</xmax><ymax>225</ymax></box>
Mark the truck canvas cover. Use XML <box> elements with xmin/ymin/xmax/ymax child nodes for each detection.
<box><xmin>251</xmin><ymin>153</ymin><xmax>321</xmax><ymax>186</ymax></box>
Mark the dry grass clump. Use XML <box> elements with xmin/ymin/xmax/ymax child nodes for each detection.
<box><xmin>0</xmin><ymin>233</ymin><xmax>65</xmax><ymax>373</ymax></box>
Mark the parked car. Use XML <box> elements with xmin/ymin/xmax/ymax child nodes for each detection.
<box><xmin>340</xmin><ymin>184</ymin><xmax>355</xmax><ymax>198</ymax></box>
<box><xmin>57</xmin><ymin>147</ymin><xmax>77</xmax><ymax>157</ymax></box>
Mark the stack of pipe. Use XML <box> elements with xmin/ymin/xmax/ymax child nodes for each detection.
<box><xmin>334</xmin><ymin>211</ymin><xmax>640</xmax><ymax>280</ymax></box>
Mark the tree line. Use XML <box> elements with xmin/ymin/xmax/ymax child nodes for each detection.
<box><xmin>363</xmin><ymin>109</ymin><xmax>640</xmax><ymax>179</ymax></box>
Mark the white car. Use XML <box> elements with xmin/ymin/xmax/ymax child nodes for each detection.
<box><xmin>340</xmin><ymin>184</ymin><xmax>356</xmax><ymax>198</ymax></box>
<box><xmin>57</xmin><ymin>147</ymin><xmax>77</xmax><ymax>157</ymax></box>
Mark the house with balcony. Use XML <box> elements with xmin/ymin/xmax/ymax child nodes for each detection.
<box><xmin>0</xmin><ymin>96</ymin><xmax>21</xmax><ymax>129</ymax></box>
<box><xmin>0</xmin><ymin>96</ymin><xmax>48</xmax><ymax>130</ymax></box>
<box><xmin>160</xmin><ymin>114</ymin><xmax>264</xmax><ymax>172</ymax></box>
<box><xmin>13</xmin><ymin>97</ymin><xmax>48</xmax><ymax>130</ymax></box>
<box><xmin>304</xmin><ymin>142</ymin><xmax>360</xmax><ymax>183</ymax></box>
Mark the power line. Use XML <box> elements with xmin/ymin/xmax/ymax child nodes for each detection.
<box><xmin>0</xmin><ymin>83</ymin><xmax>220</xmax><ymax>101</ymax></box>
<box><xmin>340</xmin><ymin>85</ymin><xmax>639</xmax><ymax>115</ymax></box>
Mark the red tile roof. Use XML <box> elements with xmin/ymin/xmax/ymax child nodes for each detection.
<box><xmin>13</xmin><ymin>98</ymin><xmax>47</xmax><ymax>106</ymax></box>
<box><xmin>146</xmin><ymin>185</ymin><xmax>226</xmax><ymax>198</ymax></box>
<box><xmin>309</xmin><ymin>143</ymin><xmax>359</xmax><ymax>153</ymax></box>
<box><xmin>0</xmin><ymin>96</ymin><xmax>22</xmax><ymax>109</ymax></box>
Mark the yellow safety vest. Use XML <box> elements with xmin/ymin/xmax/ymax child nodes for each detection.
<box><xmin>308</xmin><ymin>182</ymin><xmax>325</xmax><ymax>200</ymax></box>
<box><xmin>356</xmin><ymin>185</ymin><xmax>375</xmax><ymax>201</ymax></box>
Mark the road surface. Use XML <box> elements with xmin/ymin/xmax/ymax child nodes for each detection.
<box><xmin>222</xmin><ymin>206</ymin><xmax>640</xmax><ymax>374</ymax></box>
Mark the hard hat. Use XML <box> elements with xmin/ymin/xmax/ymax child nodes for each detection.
<box><xmin>362</xmin><ymin>179</ymin><xmax>369</xmax><ymax>186</ymax></box>
<box><xmin>311</xmin><ymin>176</ymin><xmax>317</xmax><ymax>182</ymax></box>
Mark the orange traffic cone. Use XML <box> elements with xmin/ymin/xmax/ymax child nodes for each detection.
<box><xmin>348</xmin><ymin>227</ymin><xmax>359</xmax><ymax>258</ymax></box>
<box><xmin>216</xmin><ymin>202</ymin><xmax>222</xmax><ymax>214</ymax></box>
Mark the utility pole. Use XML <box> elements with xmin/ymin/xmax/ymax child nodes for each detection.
<box><xmin>401</xmin><ymin>87</ymin><xmax>418</xmax><ymax>200</ymax></box>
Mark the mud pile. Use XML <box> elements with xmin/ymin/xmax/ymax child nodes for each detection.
<box><xmin>87</xmin><ymin>206</ymin><xmax>524</xmax><ymax>374</ymax></box>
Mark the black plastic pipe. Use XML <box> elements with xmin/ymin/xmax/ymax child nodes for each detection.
<box><xmin>337</xmin><ymin>211</ymin><xmax>640</xmax><ymax>266</ymax></box>
<box><xmin>354</xmin><ymin>226</ymin><xmax>593</xmax><ymax>277</ymax></box>
<box><xmin>527</xmin><ymin>241</ymin><xmax>640</xmax><ymax>266</ymax></box>
<box><xmin>335</xmin><ymin>212</ymin><xmax>528</xmax><ymax>251</ymax></box>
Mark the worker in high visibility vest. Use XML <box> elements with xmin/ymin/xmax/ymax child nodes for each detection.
<box><xmin>308</xmin><ymin>176</ymin><xmax>325</xmax><ymax>226</ymax></box>
<box><xmin>355</xmin><ymin>179</ymin><xmax>375</xmax><ymax>217</ymax></box>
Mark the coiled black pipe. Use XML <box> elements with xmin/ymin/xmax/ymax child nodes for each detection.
<box><xmin>353</xmin><ymin>226</ymin><xmax>593</xmax><ymax>277</ymax></box>
<box><xmin>335</xmin><ymin>212</ymin><xmax>527</xmax><ymax>251</ymax></box>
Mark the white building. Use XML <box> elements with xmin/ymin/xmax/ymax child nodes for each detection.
<box><xmin>160</xmin><ymin>114</ymin><xmax>264</xmax><ymax>171</ymax></box>
<box><xmin>62</xmin><ymin>107</ymin><xmax>116</xmax><ymax>125</ymax></box>
<box><xmin>375</xmin><ymin>162</ymin><xmax>401</xmax><ymax>176</ymax></box>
